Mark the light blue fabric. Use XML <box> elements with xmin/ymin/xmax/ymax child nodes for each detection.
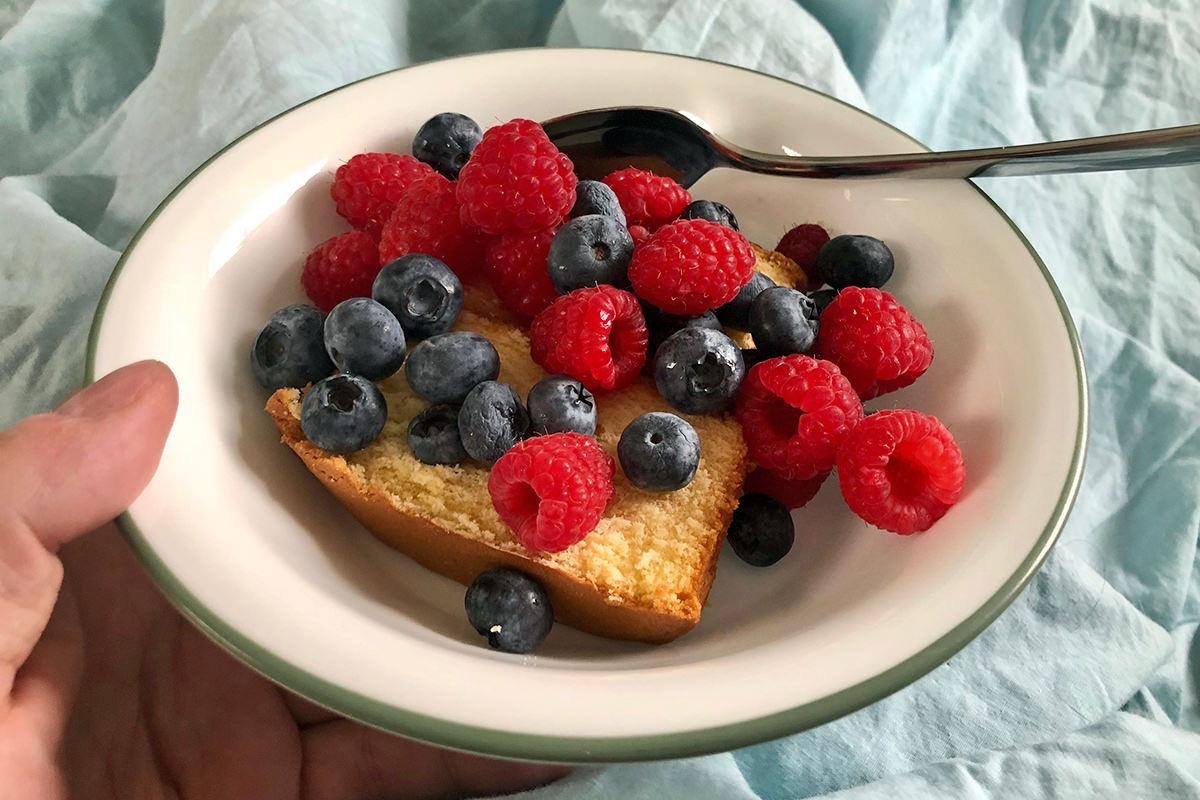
<box><xmin>3</xmin><ymin>0</ymin><xmax>1198</xmax><ymax>796</ymax></box>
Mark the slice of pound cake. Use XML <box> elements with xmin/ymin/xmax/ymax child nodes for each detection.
<box><xmin>267</xmin><ymin>308</ymin><xmax>749</xmax><ymax>643</ymax></box>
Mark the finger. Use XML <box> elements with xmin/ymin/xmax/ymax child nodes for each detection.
<box><xmin>8</xmin><ymin>574</ymin><xmax>83</xmax><ymax>744</ymax></box>
<box><xmin>282</xmin><ymin>691</ymin><xmax>341</xmax><ymax>728</ymax></box>
<box><xmin>300</xmin><ymin>719</ymin><xmax>570</xmax><ymax>800</ymax></box>
<box><xmin>0</xmin><ymin>359</ymin><xmax>179</xmax><ymax>549</ymax></box>
<box><xmin>0</xmin><ymin>361</ymin><xmax>177</xmax><ymax>700</ymax></box>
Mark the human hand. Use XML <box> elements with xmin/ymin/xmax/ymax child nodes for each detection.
<box><xmin>0</xmin><ymin>361</ymin><xmax>568</xmax><ymax>799</ymax></box>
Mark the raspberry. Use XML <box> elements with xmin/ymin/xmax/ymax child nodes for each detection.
<box><xmin>378</xmin><ymin>173</ymin><xmax>486</xmax><ymax>283</ymax></box>
<box><xmin>485</xmin><ymin>226</ymin><xmax>561</xmax><ymax>324</ymax></box>
<box><xmin>331</xmin><ymin>153</ymin><xmax>436</xmax><ymax>236</ymax></box>
<box><xmin>530</xmin><ymin>286</ymin><xmax>648</xmax><ymax>392</ymax></box>
<box><xmin>301</xmin><ymin>230</ymin><xmax>382</xmax><ymax>312</ymax></box>
<box><xmin>489</xmin><ymin>432</ymin><xmax>616</xmax><ymax>552</ymax></box>
<box><xmin>602</xmin><ymin>168</ymin><xmax>691</xmax><ymax>231</ymax></box>
<box><xmin>744</xmin><ymin>468</ymin><xmax>828</xmax><ymax>510</ymax></box>
<box><xmin>629</xmin><ymin>219</ymin><xmax>755</xmax><ymax>315</ymax></box>
<box><xmin>628</xmin><ymin>224</ymin><xmax>651</xmax><ymax>247</ymax></box>
<box><xmin>456</xmin><ymin>119</ymin><xmax>577</xmax><ymax>235</ymax></box>
<box><xmin>775</xmin><ymin>223</ymin><xmax>829</xmax><ymax>287</ymax></box>
<box><xmin>734</xmin><ymin>355</ymin><xmax>864</xmax><ymax>480</ymax></box>
<box><xmin>814</xmin><ymin>287</ymin><xmax>933</xmax><ymax>400</ymax></box>
<box><xmin>837</xmin><ymin>410</ymin><xmax>964</xmax><ymax>534</ymax></box>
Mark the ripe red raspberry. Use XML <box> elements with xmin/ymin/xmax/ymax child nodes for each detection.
<box><xmin>814</xmin><ymin>287</ymin><xmax>933</xmax><ymax>400</ymax></box>
<box><xmin>837</xmin><ymin>410</ymin><xmax>964</xmax><ymax>534</ymax></box>
<box><xmin>744</xmin><ymin>468</ymin><xmax>828</xmax><ymax>510</ymax></box>
<box><xmin>378</xmin><ymin>173</ymin><xmax>486</xmax><ymax>282</ymax></box>
<box><xmin>301</xmin><ymin>230</ymin><xmax>382</xmax><ymax>312</ymax></box>
<box><xmin>628</xmin><ymin>224</ymin><xmax>650</xmax><ymax>247</ymax></box>
<box><xmin>775</xmin><ymin>223</ymin><xmax>830</xmax><ymax>287</ymax></box>
<box><xmin>330</xmin><ymin>153</ymin><xmax>436</xmax><ymax>235</ymax></box>
<box><xmin>602</xmin><ymin>168</ymin><xmax>691</xmax><ymax>231</ymax></box>
<box><xmin>456</xmin><ymin>119</ymin><xmax>577</xmax><ymax>235</ymax></box>
<box><xmin>735</xmin><ymin>355</ymin><xmax>864</xmax><ymax>480</ymax></box>
<box><xmin>489</xmin><ymin>432</ymin><xmax>616</xmax><ymax>552</ymax></box>
<box><xmin>485</xmin><ymin>226</ymin><xmax>561</xmax><ymax>324</ymax></box>
<box><xmin>629</xmin><ymin>219</ymin><xmax>755</xmax><ymax>315</ymax></box>
<box><xmin>530</xmin><ymin>286</ymin><xmax>648</xmax><ymax>392</ymax></box>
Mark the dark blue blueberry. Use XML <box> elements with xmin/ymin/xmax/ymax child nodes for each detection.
<box><xmin>726</xmin><ymin>494</ymin><xmax>795</xmax><ymax>567</ymax></box>
<box><xmin>407</xmin><ymin>404</ymin><xmax>468</xmax><ymax>466</ymax></box>
<box><xmin>740</xmin><ymin>348</ymin><xmax>770</xmax><ymax>371</ymax></box>
<box><xmin>748</xmin><ymin>287</ymin><xmax>820</xmax><ymax>356</ymax></box>
<box><xmin>250</xmin><ymin>304</ymin><xmax>334</xmax><ymax>391</ymax></box>
<box><xmin>323</xmin><ymin>298</ymin><xmax>407</xmax><ymax>381</ymax></box>
<box><xmin>300</xmin><ymin>374</ymin><xmax>387</xmax><ymax>453</ymax></box>
<box><xmin>642</xmin><ymin>302</ymin><xmax>724</xmax><ymax>364</ymax></box>
<box><xmin>654</xmin><ymin>327</ymin><xmax>745</xmax><ymax>414</ymax></box>
<box><xmin>715</xmin><ymin>271</ymin><xmax>776</xmax><ymax>330</ymax></box>
<box><xmin>679</xmin><ymin>199</ymin><xmax>739</xmax><ymax>230</ymax></box>
<box><xmin>458</xmin><ymin>381</ymin><xmax>530</xmax><ymax>466</ymax></box>
<box><xmin>372</xmin><ymin>254</ymin><xmax>463</xmax><ymax>338</ymax></box>
<box><xmin>809</xmin><ymin>288</ymin><xmax>839</xmax><ymax>315</ymax></box>
<box><xmin>464</xmin><ymin>567</ymin><xmax>553</xmax><ymax>654</ymax></box>
<box><xmin>547</xmin><ymin>214</ymin><xmax>635</xmax><ymax>294</ymax></box>
<box><xmin>569</xmin><ymin>180</ymin><xmax>626</xmax><ymax>225</ymax></box>
<box><xmin>412</xmin><ymin>112</ymin><xmax>483</xmax><ymax>180</ymax></box>
<box><xmin>617</xmin><ymin>412</ymin><xmax>701</xmax><ymax>493</ymax></box>
<box><xmin>815</xmin><ymin>234</ymin><xmax>894</xmax><ymax>289</ymax></box>
<box><xmin>527</xmin><ymin>375</ymin><xmax>596</xmax><ymax>436</ymax></box>
<box><xmin>405</xmin><ymin>332</ymin><xmax>500</xmax><ymax>405</ymax></box>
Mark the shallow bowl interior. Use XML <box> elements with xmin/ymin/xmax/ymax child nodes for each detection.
<box><xmin>88</xmin><ymin>49</ymin><xmax>1086</xmax><ymax>762</ymax></box>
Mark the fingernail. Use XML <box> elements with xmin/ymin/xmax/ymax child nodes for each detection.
<box><xmin>58</xmin><ymin>361</ymin><xmax>162</xmax><ymax>419</ymax></box>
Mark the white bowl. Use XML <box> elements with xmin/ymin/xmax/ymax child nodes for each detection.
<box><xmin>87</xmin><ymin>48</ymin><xmax>1086</xmax><ymax>762</ymax></box>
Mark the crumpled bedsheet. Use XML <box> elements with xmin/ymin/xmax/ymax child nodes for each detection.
<box><xmin>1</xmin><ymin>0</ymin><xmax>1197</xmax><ymax>796</ymax></box>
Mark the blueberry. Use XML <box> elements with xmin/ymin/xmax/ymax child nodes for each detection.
<box><xmin>727</xmin><ymin>493</ymin><xmax>795</xmax><ymax>567</ymax></box>
<box><xmin>412</xmin><ymin>112</ymin><xmax>483</xmax><ymax>180</ymax></box>
<box><xmin>642</xmin><ymin>303</ymin><xmax>724</xmax><ymax>361</ymax></box>
<box><xmin>250</xmin><ymin>304</ymin><xmax>334</xmax><ymax>391</ymax></box>
<box><xmin>527</xmin><ymin>375</ymin><xmax>596</xmax><ymax>436</ymax></box>
<box><xmin>715</xmin><ymin>271</ymin><xmax>776</xmax><ymax>330</ymax></box>
<box><xmin>618</xmin><ymin>412</ymin><xmax>701</xmax><ymax>492</ymax></box>
<box><xmin>570</xmin><ymin>180</ymin><xmax>626</xmax><ymax>225</ymax></box>
<box><xmin>458</xmin><ymin>381</ymin><xmax>530</xmax><ymax>466</ymax></box>
<box><xmin>407</xmin><ymin>404</ymin><xmax>468</xmax><ymax>465</ymax></box>
<box><xmin>323</xmin><ymin>298</ymin><xmax>407</xmax><ymax>381</ymax></box>
<box><xmin>815</xmin><ymin>234</ymin><xmax>894</xmax><ymax>289</ymax></box>
<box><xmin>809</xmin><ymin>288</ymin><xmax>839</xmax><ymax>315</ymax></box>
<box><xmin>679</xmin><ymin>199</ymin><xmax>739</xmax><ymax>230</ymax></box>
<box><xmin>372</xmin><ymin>254</ymin><xmax>463</xmax><ymax>338</ymax></box>
<box><xmin>405</xmin><ymin>332</ymin><xmax>500</xmax><ymax>405</ymax></box>
<box><xmin>547</xmin><ymin>214</ymin><xmax>635</xmax><ymax>294</ymax></box>
<box><xmin>654</xmin><ymin>327</ymin><xmax>745</xmax><ymax>414</ymax></box>
<box><xmin>740</xmin><ymin>348</ymin><xmax>770</xmax><ymax>370</ymax></box>
<box><xmin>748</xmin><ymin>287</ymin><xmax>820</xmax><ymax>356</ymax></box>
<box><xmin>464</xmin><ymin>567</ymin><xmax>553</xmax><ymax>654</ymax></box>
<box><xmin>300</xmin><ymin>374</ymin><xmax>387</xmax><ymax>453</ymax></box>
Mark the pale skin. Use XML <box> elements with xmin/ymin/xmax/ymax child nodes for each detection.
<box><xmin>0</xmin><ymin>361</ymin><xmax>568</xmax><ymax>799</ymax></box>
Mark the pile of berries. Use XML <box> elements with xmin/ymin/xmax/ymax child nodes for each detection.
<box><xmin>251</xmin><ymin>110</ymin><xmax>966</xmax><ymax>653</ymax></box>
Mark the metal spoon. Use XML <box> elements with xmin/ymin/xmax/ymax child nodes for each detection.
<box><xmin>542</xmin><ymin>106</ymin><xmax>1200</xmax><ymax>188</ymax></box>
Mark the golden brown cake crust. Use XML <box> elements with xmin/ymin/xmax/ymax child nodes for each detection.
<box><xmin>750</xmin><ymin>242</ymin><xmax>808</xmax><ymax>293</ymax></box>
<box><xmin>266</xmin><ymin>391</ymin><xmax>740</xmax><ymax>643</ymax></box>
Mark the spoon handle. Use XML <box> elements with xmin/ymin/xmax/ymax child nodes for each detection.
<box><xmin>728</xmin><ymin>124</ymin><xmax>1200</xmax><ymax>179</ymax></box>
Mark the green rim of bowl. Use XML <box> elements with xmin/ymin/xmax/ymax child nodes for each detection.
<box><xmin>85</xmin><ymin>47</ymin><xmax>1089</xmax><ymax>764</ymax></box>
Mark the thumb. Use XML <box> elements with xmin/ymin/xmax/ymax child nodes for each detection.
<box><xmin>0</xmin><ymin>360</ymin><xmax>177</xmax><ymax>701</ymax></box>
<box><xmin>0</xmin><ymin>360</ymin><xmax>178</xmax><ymax>549</ymax></box>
